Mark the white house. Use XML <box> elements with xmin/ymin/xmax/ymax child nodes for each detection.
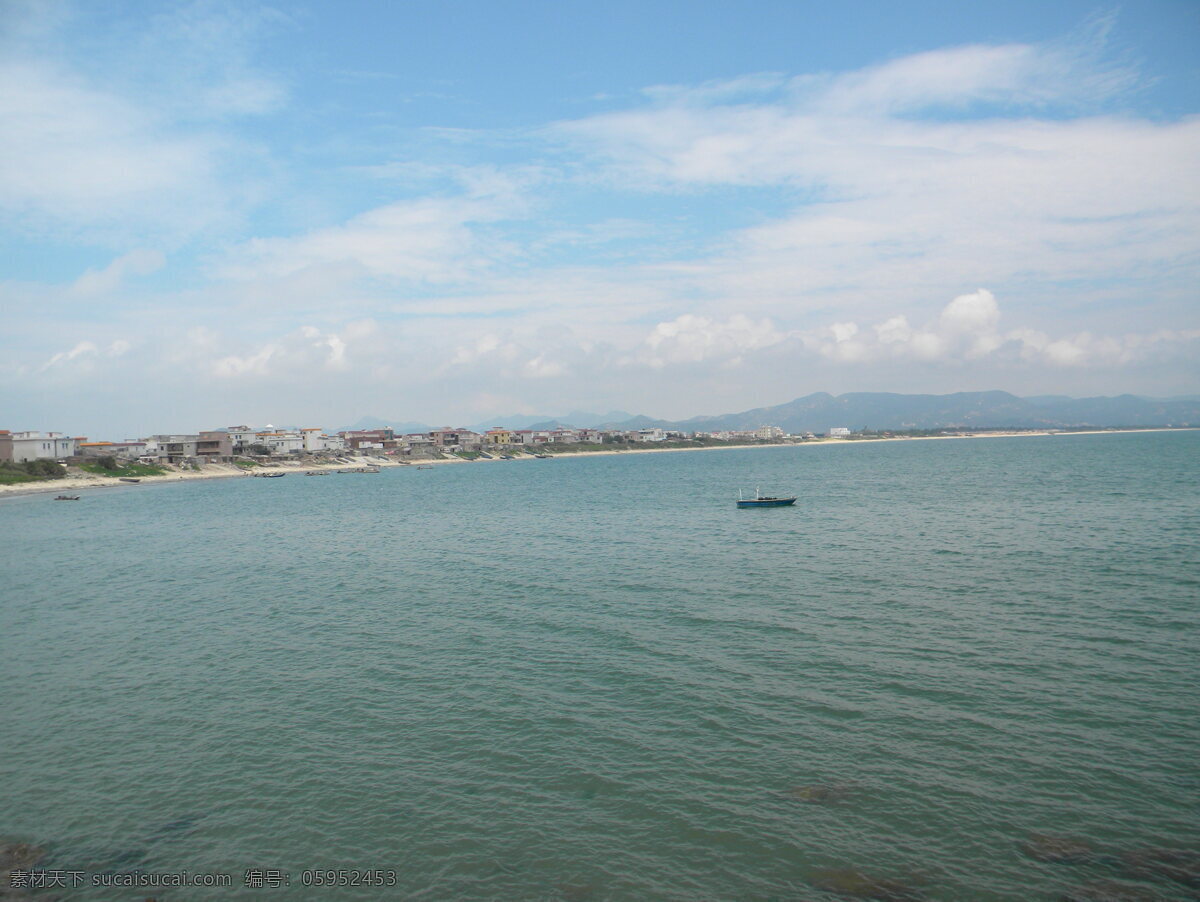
<box><xmin>0</xmin><ymin>431</ymin><xmax>78</xmax><ymax>462</ymax></box>
<box><xmin>257</xmin><ymin>431</ymin><xmax>305</xmax><ymax>454</ymax></box>
<box><xmin>317</xmin><ymin>434</ymin><xmax>345</xmax><ymax>452</ymax></box>
<box><xmin>301</xmin><ymin>428</ymin><xmax>325</xmax><ymax>452</ymax></box>
<box><xmin>829</xmin><ymin>427</ymin><xmax>852</xmax><ymax>437</ymax></box>
<box><xmin>225</xmin><ymin>426</ymin><xmax>258</xmax><ymax>452</ymax></box>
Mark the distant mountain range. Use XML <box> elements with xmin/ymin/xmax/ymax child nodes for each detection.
<box><xmin>338</xmin><ymin>415</ymin><xmax>436</xmax><ymax>434</ymax></box>
<box><xmin>343</xmin><ymin>392</ymin><xmax>1199</xmax><ymax>436</ymax></box>
<box><xmin>338</xmin><ymin>411</ymin><xmax>635</xmax><ymax>434</ymax></box>
<box><xmin>609</xmin><ymin>391</ymin><xmax>1200</xmax><ymax>433</ymax></box>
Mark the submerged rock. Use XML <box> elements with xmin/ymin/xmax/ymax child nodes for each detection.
<box><xmin>1018</xmin><ymin>833</ymin><xmax>1095</xmax><ymax>864</ymax></box>
<box><xmin>785</xmin><ymin>783</ymin><xmax>857</xmax><ymax>804</ymax></box>
<box><xmin>1059</xmin><ymin>879</ymin><xmax>1162</xmax><ymax>902</ymax></box>
<box><xmin>154</xmin><ymin>815</ymin><xmax>202</xmax><ymax>837</ymax></box>
<box><xmin>0</xmin><ymin>843</ymin><xmax>45</xmax><ymax>872</ymax></box>
<box><xmin>1118</xmin><ymin>848</ymin><xmax>1200</xmax><ymax>890</ymax></box>
<box><xmin>556</xmin><ymin>882</ymin><xmax>594</xmax><ymax>901</ymax></box>
<box><xmin>0</xmin><ymin>842</ymin><xmax>47</xmax><ymax>901</ymax></box>
<box><xmin>810</xmin><ymin>867</ymin><xmax>925</xmax><ymax>901</ymax></box>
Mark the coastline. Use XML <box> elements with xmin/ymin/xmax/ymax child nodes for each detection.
<box><xmin>1</xmin><ymin>428</ymin><xmax>1191</xmax><ymax>500</ymax></box>
<box><xmin>0</xmin><ymin>458</ymin><xmax>417</xmax><ymax>499</ymax></box>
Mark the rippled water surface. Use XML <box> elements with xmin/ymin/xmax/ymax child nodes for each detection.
<box><xmin>2</xmin><ymin>432</ymin><xmax>1198</xmax><ymax>900</ymax></box>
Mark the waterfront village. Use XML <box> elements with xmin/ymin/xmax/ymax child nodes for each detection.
<box><xmin>0</xmin><ymin>423</ymin><xmax>845</xmax><ymax>469</ymax></box>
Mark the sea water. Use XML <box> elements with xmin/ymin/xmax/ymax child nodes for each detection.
<box><xmin>1</xmin><ymin>431</ymin><xmax>1197</xmax><ymax>900</ymax></box>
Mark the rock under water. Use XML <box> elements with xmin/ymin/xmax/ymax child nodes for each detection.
<box><xmin>0</xmin><ymin>841</ymin><xmax>47</xmax><ymax>901</ymax></box>
<box><xmin>1059</xmin><ymin>879</ymin><xmax>1163</xmax><ymax>902</ymax></box>
<box><xmin>1018</xmin><ymin>833</ymin><xmax>1095</xmax><ymax>864</ymax></box>
<box><xmin>810</xmin><ymin>867</ymin><xmax>925</xmax><ymax>901</ymax></box>
<box><xmin>1118</xmin><ymin>847</ymin><xmax>1200</xmax><ymax>890</ymax></box>
<box><xmin>784</xmin><ymin>783</ymin><xmax>857</xmax><ymax>804</ymax></box>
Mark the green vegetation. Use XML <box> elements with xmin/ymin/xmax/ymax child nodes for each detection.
<box><xmin>0</xmin><ymin>459</ymin><xmax>67</xmax><ymax>485</ymax></box>
<box><xmin>234</xmin><ymin>459</ymin><xmax>259</xmax><ymax>468</ymax></box>
<box><xmin>79</xmin><ymin>460</ymin><xmax>168</xmax><ymax>478</ymax></box>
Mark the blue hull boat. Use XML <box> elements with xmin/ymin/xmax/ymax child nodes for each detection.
<box><xmin>737</xmin><ymin>496</ymin><xmax>796</xmax><ymax>508</ymax></box>
<box><xmin>737</xmin><ymin>487</ymin><xmax>796</xmax><ymax>508</ymax></box>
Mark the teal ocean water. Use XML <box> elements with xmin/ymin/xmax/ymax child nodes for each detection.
<box><xmin>2</xmin><ymin>432</ymin><xmax>1198</xmax><ymax>900</ymax></box>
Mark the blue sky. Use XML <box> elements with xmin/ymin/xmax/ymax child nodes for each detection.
<box><xmin>2</xmin><ymin>0</ymin><xmax>1198</xmax><ymax>436</ymax></box>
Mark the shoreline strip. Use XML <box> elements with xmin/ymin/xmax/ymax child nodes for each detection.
<box><xmin>1</xmin><ymin>428</ymin><xmax>1192</xmax><ymax>501</ymax></box>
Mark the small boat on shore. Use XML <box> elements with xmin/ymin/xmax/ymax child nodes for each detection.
<box><xmin>119</xmin><ymin>477</ymin><xmax>141</xmax><ymax>483</ymax></box>
<box><xmin>737</xmin><ymin>488</ymin><xmax>797</xmax><ymax>508</ymax></box>
<box><xmin>254</xmin><ymin>471</ymin><xmax>286</xmax><ymax>478</ymax></box>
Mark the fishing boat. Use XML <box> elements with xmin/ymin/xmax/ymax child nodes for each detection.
<box><xmin>54</xmin><ymin>494</ymin><xmax>81</xmax><ymax>501</ymax></box>
<box><xmin>737</xmin><ymin>487</ymin><xmax>796</xmax><ymax>508</ymax></box>
<box><xmin>254</xmin><ymin>471</ymin><xmax>286</xmax><ymax>478</ymax></box>
<box><xmin>119</xmin><ymin>477</ymin><xmax>141</xmax><ymax>483</ymax></box>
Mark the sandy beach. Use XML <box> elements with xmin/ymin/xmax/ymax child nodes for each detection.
<box><xmin>1</xmin><ymin>428</ymin><xmax>1189</xmax><ymax>500</ymax></box>
<box><xmin>0</xmin><ymin>458</ymin><xmax>418</xmax><ymax>499</ymax></box>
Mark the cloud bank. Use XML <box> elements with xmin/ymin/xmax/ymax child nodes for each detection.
<box><xmin>1</xmin><ymin>5</ymin><xmax>1196</xmax><ymax>435</ymax></box>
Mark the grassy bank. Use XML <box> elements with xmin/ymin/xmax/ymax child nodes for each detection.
<box><xmin>78</xmin><ymin>461</ymin><xmax>168</xmax><ymax>478</ymax></box>
<box><xmin>0</xmin><ymin>459</ymin><xmax>67</xmax><ymax>485</ymax></box>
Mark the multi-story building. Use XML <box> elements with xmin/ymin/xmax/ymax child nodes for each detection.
<box><xmin>342</xmin><ymin>429</ymin><xmax>395</xmax><ymax>451</ymax></box>
<box><xmin>402</xmin><ymin>434</ymin><xmax>435</xmax><ymax>454</ymax></box>
<box><xmin>77</xmin><ymin>440</ymin><xmax>149</xmax><ymax>459</ymax></box>
<box><xmin>829</xmin><ymin>427</ymin><xmax>852</xmax><ymax>438</ymax></box>
<box><xmin>485</xmin><ymin>428</ymin><xmax>513</xmax><ymax>446</ymax></box>
<box><xmin>148</xmin><ymin>435</ymin><xmax>200</xmax><ymax>463</ymax></box>
<box><xmin>427</xmin><ymin>428</ymin><xmax>478</xmax><ymax>450</ymax></box>
<box><xmin>225</xmin><ymin>426</ymin><xmax>257</xmax><ymax>453</ymax></box>
<box><xmin>754</xmin><ymin>425</ymin><xmax>784</xmax><ymax>440</ymax></box>
<box><xmin>197</xmin><ymin>431</ymin><xmax>234</xmax><ymax>461</ymax></box>
<box><xmin>316</xmin><ymin>433</ymin><xmax>345</xmax><ymax>453</ymax></box>
<box><xmin>0</xmin><ymin>430</ymin><xmax>79</xmax><ymax>462</ymax></box>
<box><xmin>300</xmin><ymin>428</ymin><xmax>325</xmax><ymax>452</ymax></box>
<box><xmin>256</xmin><ymin>431</ymin><xmax>304</xmax><ymax>455</ymax></box>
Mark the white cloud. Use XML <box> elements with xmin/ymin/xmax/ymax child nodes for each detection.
<box><xmin>221</xmin><ymin>193</ymin><xmax>522</xmax><ymax>284</ymax></box>
<box><xmin>211</xmin><ymin>321</ymin><xmax>379</xmax><ymax>379</ymax></box>
<box><xmin>39</xmin><ymin>338</ymin><xmax>130</xmax><ymax>372</ymax></box>
<box><xmin>940</xmin><ymin>288</ymin><xmax>999</xmax><ymax>334</ymax></box>
<box><xmin>811</xmin><ymin>28</ymin><xmax>1135</xmax><ymax>116</ymax></box>
<box><xmin>2</xmin><ymin>13</ymin><xmax>1196</xmax><ymax>433</ymax></box>
<box><xmin>789</xmin><ymin>290</ymin><xmax>1200</xmax><ymax>369</ymax></box>
<box><xmin>551</xmin><ymin>31</ymin><xmax>1198</xmax><ymax>331</ymax></box>
<box><xmin>71</xmin><ymin>249</ymin><xmax>166</xmax><ymax>295</ymax></box>
<box><xmin>0</xmin><ymin>60</ymin><xmax>237</xmax><ymax>237</ymax></box>
<box><xmin>640</xmin><ymin>314</ymin><xmax>786</xmax><ymax>367</ymax></box>
<box><xmin>522</xmin><ymin>355</ymin><xmax>564</xmax><ymax>378</ymax></box>
<box><xmin>0</xmin><ymin>1</ymin><xmax>284</xmax><ymax>240</ymax></box>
